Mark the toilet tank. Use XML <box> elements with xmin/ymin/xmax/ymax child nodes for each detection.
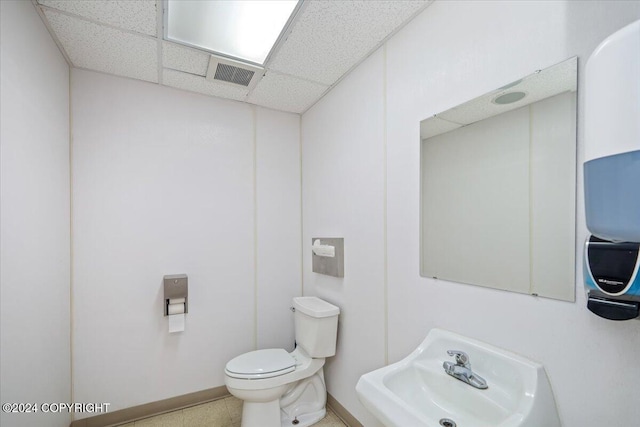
<box><xmin>293</xmin><ymin>297</ymin><xmax>340</xmax><ymax>358</ymax></box>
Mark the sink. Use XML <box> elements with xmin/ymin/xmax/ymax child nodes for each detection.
<box><xmin>356</xmin><ymin>329</ymin><xmax>560</xmax><ymax>427</ymax></box>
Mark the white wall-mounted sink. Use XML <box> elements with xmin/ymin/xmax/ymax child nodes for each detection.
<box><xmin>356</xmin><ymin>329</ymin><xmax>560</xmax><ymax>427</ymax></box>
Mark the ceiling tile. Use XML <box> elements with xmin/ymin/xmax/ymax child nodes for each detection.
<box><xmin>36</xmin><ymin>0</ymin><xmax>431</xmax><ymax>112</ymax></box>
<box><xmin>45</xmin><ymin>10</ymin><xmax>158</xmax><ymax>83</ymax></box>
<box><xmin>269</xmin><ymin>0</ymin><xmax>429</xmax><ymax>85</ymax></box>
<box><xmin>39</xmin><ymin>0</ymin><xmax>157</xmax><ymax>36</ymax></box>
<box><xmin>163</xmin><ymin>42</ymin><xmax>210</xmax><ymax>77</ymax></box>
<box><xmin>163</xmin><ymin>69</ymin><xmax>248</xmax><ymax>101</ymax></box>
<box><xmin>420</xmin><ymin>117</ymin><xmax>463</xmax><ymax>140</ymax></box>
<box><xmin>438</xmin><ymin>58</ymin><xmax>578</xmax><ymax>125</ymax></box>
<box><xmin>247</xmin><ymin>72</ymin><xmax>328</xmax><ymax>114</ymax></box>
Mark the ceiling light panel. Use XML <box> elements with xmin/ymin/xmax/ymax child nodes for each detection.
<box><xmin>165</xmin><ymin>0</ymin><xmax>299</xmax><ymax>65</ymax></box>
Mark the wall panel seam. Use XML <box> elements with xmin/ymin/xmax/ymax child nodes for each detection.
<box><xmin>252</xmin><ymin>106</ymin><xmax>258</xmax><ymax>351</ymax></box>
<box><xmin>69</xmin><ymin>67</ymin><xmax>75</xmax><ymax>420</ymax></box>
<box><xmin>383</xmin><ymin>44</ymin><xmax>389</xmax><ymax>366</ymax></box>
<box><xmin>300</xmin><ymin>115</ymin><xmax>304</xmax><ymax>297</ymax></box>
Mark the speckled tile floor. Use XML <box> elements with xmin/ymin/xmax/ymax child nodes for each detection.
<box><xmin>118</xmin><ymin>396</ymin><xmax>347</xmax><ymax>427</ymax></box>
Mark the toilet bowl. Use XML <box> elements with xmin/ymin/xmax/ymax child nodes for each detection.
<box><xmin>224</xmin><ymin>297</ymin><xmax>340</xmax><ymax>427</ymax></box>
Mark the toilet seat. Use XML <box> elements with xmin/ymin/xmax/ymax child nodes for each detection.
<box><xmin>225</xmin><ymin>347</ymin><xmax>325</xmax><ymax>392</ymax></box>
<box><xmin>225</xmin><ymin>348</ymin><xmax>295</xmax><ymax>379</ymax></box>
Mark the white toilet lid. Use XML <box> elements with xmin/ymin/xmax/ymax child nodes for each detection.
<box><xmin>225</xmin><ymin>348</ymin><xmax>296</xmax><ymax>379</ymax></box>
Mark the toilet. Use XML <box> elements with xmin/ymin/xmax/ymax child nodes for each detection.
<box><xmin>225</xmin><ymin>296</ymin><xmax>340</xmax><ymax>427</ymax></box>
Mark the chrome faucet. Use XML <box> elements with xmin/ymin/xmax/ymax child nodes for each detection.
<box><xmin>443</xmin><ymin>350</ymin><xmax>488</xmax><ymax>389</ymax></box>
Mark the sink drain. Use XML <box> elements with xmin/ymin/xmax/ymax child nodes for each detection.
<box><xmin>439</xmin><ymin>418</ymin><xmax>457</xmax><ymax>427</ymax></box>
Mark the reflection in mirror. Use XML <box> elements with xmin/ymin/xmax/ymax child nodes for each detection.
<box><xmin>420</xmin><ymin>57</ymin><xmax>577</xmax><ymax>301</ymax></box>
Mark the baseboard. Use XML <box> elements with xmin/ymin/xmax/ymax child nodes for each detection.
<box><xmin>327</xmin><ymin>393</ymin><xmax>363</xmax><ymax>427</ymax></box>
<box><xmin>68</xmin><ymin>385</ymin><xmax>229</xmax><ymax>427</ymax></box>
<box><xmin>69</xmin><ymin>386</ymin><xmax>361</xmax><ymax>427</ymax></box>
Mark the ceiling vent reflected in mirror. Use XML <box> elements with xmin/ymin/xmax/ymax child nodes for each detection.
<box><xmin>493</xmin><ymin>91</ymin><xmax>527</xmax><ymax>105</ymax></box>
<box><xmin>420</xmin><ymin>58</ymin><xmax>577</xmax><ymax>140</ymax></box>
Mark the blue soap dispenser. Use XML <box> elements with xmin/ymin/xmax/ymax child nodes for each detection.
<box><xmin>584</xmin><ymin>20</ymin><xmax>640</xmax><ymax>320</ymax></box>
<box><xmin>584</xmin><ymin>19</ymin><xmax>640</xmax><ymax>244</ymax></box>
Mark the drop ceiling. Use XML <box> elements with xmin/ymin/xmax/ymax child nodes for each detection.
<box><xmin>420</xmin><ymin>57</ymin><xmax>578</xmax><ymax>139</ymax></box>
<box><xmin>35</xmin><ymin>0</ymin><xmax>431</xmax><ymax>114</ymax></box>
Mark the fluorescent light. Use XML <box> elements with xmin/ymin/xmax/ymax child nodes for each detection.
<box><xmin>166</xmin><ymin>0</ymin><xmax>299</xmax><ymax>65</ymax></box>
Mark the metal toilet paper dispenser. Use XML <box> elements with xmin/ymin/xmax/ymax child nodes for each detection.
<box><xmin>164</xmin><ymin>274</ymin><xmax>188</xmax><ymax>316</ymax></box>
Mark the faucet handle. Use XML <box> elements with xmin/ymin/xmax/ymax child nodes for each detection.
<box><xmin>447</xmin><ymin>350</ymin><xmax>470</xmax><ymax>367</ymax></box>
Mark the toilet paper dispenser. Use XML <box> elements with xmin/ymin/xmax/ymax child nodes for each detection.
<box><xmin>311</xmin><ymin>238</ymin><xmax>344</xmax><ymax>278</ymax></box>
<box><xmin>164</xmin><ymin>274</ymin><xmax>188</xmax><ymax>316</ymax></box>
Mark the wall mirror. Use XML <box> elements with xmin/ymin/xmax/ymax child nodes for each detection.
<box><xmin>420</xmin><ymin>57</ymin><xmax>577</xmax><ymax>301</ymax></box>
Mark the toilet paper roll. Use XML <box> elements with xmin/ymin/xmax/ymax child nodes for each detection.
<box><xmin>168</xmin><ymin>302</ymin><xmax>185</xmax><ymax>315</ymax></box>
<box><xmin>169</xmin><ymin>297</ymin><xmax>185</xmax><ymax>305</ymax></box>
<box><xmin>169</xmin><ymin>313</ymin><xmax>185</xmax><ymax>333</ymax></box>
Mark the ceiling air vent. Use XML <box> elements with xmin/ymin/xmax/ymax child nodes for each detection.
<box><xmin>205</xmin><ymin>55</ymin><xmax>263</xmax><ymax>90</ymax></box>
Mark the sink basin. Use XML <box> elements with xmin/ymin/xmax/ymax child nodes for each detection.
<box><xmin>356</xmin><ymin>329</ymin><xmax>560</xmax><ymax>427</ymax></box>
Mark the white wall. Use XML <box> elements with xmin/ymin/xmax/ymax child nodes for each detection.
<box><xmin>0</xmin><ymin>2</ymin><xmax>71</xmax><ymax>427</ymax></box>
<box><xmin>256</xmin><ymin>108</ymin><xmax>302</xmax><ymax>350</ymax></box>
<box><xmin>302</xmin><ymin>48</ymin><xmax>387</xmax><ymax>426</ymax></box>
<box><xmin>302</xmin><ymin>1</ymin><xmax>640</xmax><ymax>426</ymax></box>
<box><xmin>71</xmin><ymin>70</ymin><xmax>300</xmax><ymax>414</ymax></box>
